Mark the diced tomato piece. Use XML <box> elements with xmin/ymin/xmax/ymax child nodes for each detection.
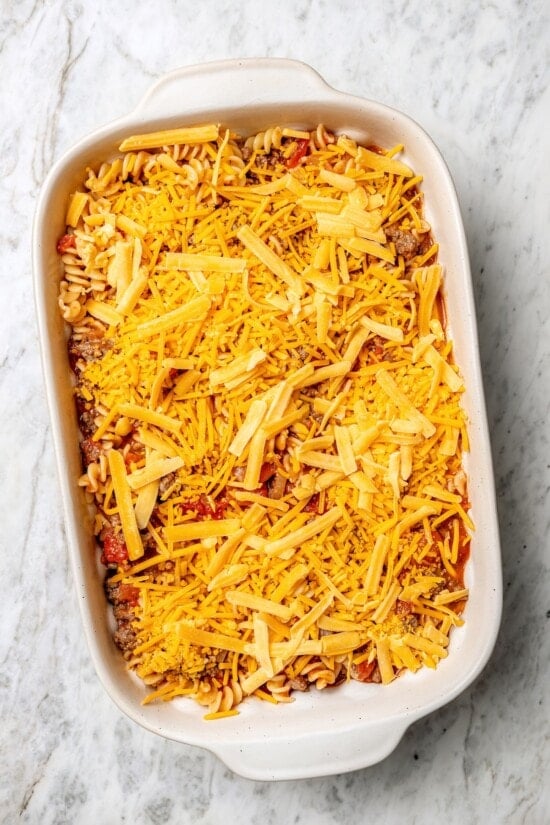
<box><xmin>179</xmin><ymin>494</ymin><xmax>228</xmax><ymax>520</ymax></box>
<box><xmin>355</xmin><ymin>660</ymin><xmax>376</xmax><ymax>682</ymax></box>
<box><xmin>117</xmin><ymin>583</ymin><xmax>140</xmax><ymax>606</ymax></box>
<box><xmin>304</xmin><ymin>493</ymin><xmax>320</xmax><ymax>513</ymax></box>
<box><xmin>56</xmin><ymin>234</ymin><xmax>76</xmax><ymax>254</ymax></box>
<box><xmin>259</xmin><ymin>462</ymin><xmax>277</xmax><ymax>483</ymax></box>
<box><xmin>208</xmin><ymin>496</ymin><xmax>228</xmax><ymax>520</ymax></box>
<box><xmin>124</xmin><ymin>450</ymin><xmax>143</xmax><ymax>466</ymax></box>
<box><xmin>101</xmin><ymin>531</ymin><xmax>128</xmax><ymax>565</ymax></box>
<box><xmin>285</xmin><ymin>138</ymin><xmax>309</xmax><ymax>169</ymax></box>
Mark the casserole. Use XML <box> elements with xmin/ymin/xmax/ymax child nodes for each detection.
<box><xmin>33</xmin><ymin>58</ymin><xmax>502</xmax><ymax>780</ymax></box>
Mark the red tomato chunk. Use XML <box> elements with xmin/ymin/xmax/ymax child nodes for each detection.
<box><xmin>180</xmin><ymin>495</ymin><xmax>228</xmax><ymax>520</ymax></box>
<box><xmin>117</xmin><ymin>584</ymin><xmax>140</xmax><ymax>606</ymax></box>
<box><xmin>56</xmin><ymin>234</ymin><xmax>76</xmax><ymax>253</ymax></box>
<box><xmin>285</xmin><ymin>138</ymin><xmax>309</xmax><ymax>169</ymax></box>
<box><xmin>355</xmin><ymin>660</ymin><xmax>377</xmax><ymax>682</ymax></box>
<box><xmin>101</xmin><ymin>530</ymin><xmax>128</xmax><ymax>564</ymax></box>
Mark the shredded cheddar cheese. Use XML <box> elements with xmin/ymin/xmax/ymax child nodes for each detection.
<box><xmin>60</xmin><ymin>123</ymin><xmax>472</xmax><ymax>715</ymax></box>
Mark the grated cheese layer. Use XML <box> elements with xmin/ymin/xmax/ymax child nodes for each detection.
<box><xmin>59</xmin><ymin>123</ymin><xmax>472</xmax><ymax>715</ymax></box>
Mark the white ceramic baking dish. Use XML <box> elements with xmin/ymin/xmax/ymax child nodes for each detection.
<box><xmin>33</xmin><ymin>58</ymin><xmax>502</xmax><ymax>781</ymax></box>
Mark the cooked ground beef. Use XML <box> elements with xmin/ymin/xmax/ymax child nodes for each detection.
<box><xmin>104</xmin><ymin>578</ymin><xmax>125</xmax><ymax>605</ymax></box>
<box><xmin>113</xmin><ymin>603</ymin><xmax>136</xmax><ymax>623</ymax></box>
<box><xmin>105</xmin><ymin>578</ymin><xmax>138</xmax><ymax>652</ymax></box>
<box><xmin>80</xmin><ymin>437</ymin><xmax>101</xmax><ymax>466</ymax></box>
<box><xmin>385</xmin><ymin>224</ymin><xmax>420</xmax><ymax>259</ymax></box>
<box><xmin>68</xmin><ymin>336</ymin><xmax>110</xmax><ymax>367</ymax></box>
<box><xmin>113</xmin><ymin>623</ymin><xmax>137</xmax><ymax>652</ymax></box>
<box><xmin>255</xmin><ymin>149</ymin><xmax>284</xmax><ymax>169</ymax></box>
<box><xmin>288</xmin><ymin>675</ymin><xmax>309</xmax><ymax>691</ymax></box>
<box><xmin>75</xmin><ymin>397</ymin><xmax>97</xmax><ymax>439</ymax></box>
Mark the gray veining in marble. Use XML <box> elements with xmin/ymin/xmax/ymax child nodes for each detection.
<box><xmin>1</xmin><ymin>0</ymin><xmax>549</xmax><ymax>822</ymax></box>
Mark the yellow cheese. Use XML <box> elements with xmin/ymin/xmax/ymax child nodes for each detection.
<box><xmin>226</xmin><ymin>590</ymin><xmax>292</xmax><ymax>620</ymax></box>
<box><xmin>334</xmin><ymin>426</ymin><xmax>358</xmax><ymax>475</ymax></box>
<box><xmin>403</xmin><ymin>633</ymin><xmax>448</xmax><ymax>660</ymax></box>
<box><xmin>364</xmin><ymin>535</ymin><xmax>389</xmax><ymax>595</ymax></box>
<box><xmin>419</xmin><ymin>343</ymin><xmax>463</xmax><ymax>392</ymax></box>
<box><xmin>108</xmin><ymin>240</ymin><xmax>133</xmax><ymax>299</ymax></box>
<box><xmin>321</xmin><ymin>631</ymin><xmax>365</xmax><ymax>656</ymax></box>
<box><xmin>296</xmin><ymin>361</ymin><xmax>352</xmax><ymax>388</ymax></box>
<box><xmin>243</xmin><ymin>429</ymin><xmax>267</xmax><ymax>491</ymax></box>
<box><xmin>135</xmin><ymin>295</ymin><xmax>211</xmax><ymax>337</ymax></box>
<box><xmin>169</xmin><ymin>621</ymin><xmax>248</xmax><ymax>654</ymax></box>
<box><xmin>237</xmin><ymin>224</ymin><xmax>304</xmax><ymax>295</ymax></box>
<box><xmin>261</xmin><ymin>404</ymin><xmax>308</xmax><ymax>437</ymax></box>
<box><xmin>107</xmin><ymin>449</ymin><xmax>144</xmax><ymax>560</ymax></box>
<box><xmin>264</xmin><ymin>381</ymin><xmax>293</xmax><ymax>425</ymax></box>
<box><xmin>116</xmin><ymin>214</ymin><xmax>147</xmax><ymax>238</ymax></box>
<box><xmin>291</xmin><ymin>593</ymin><xmax>334</xmax><ymax>638</ymax></box>
<box><xmin>339</xmin><ymin>237</ymin><xmax>395</xmax><ymax>264</ymax></box>
<box><xmin>434</xmin><ymin>588</ymin><xmax>469</xmax><ymax>605</ymax></box>
<box><xmin>66</xmin><ymin>192</ymin><xmax>88</xmax><ymax>227</ymax></box>
<box><xmin>250</xmin><ymin>174</ymin><xmax>291</xmax><ymax>195</ymax></box>
<box><xmin>207</xmin><ymin>563</ymin><xmax>249</xmax><ymax>592</ymax></box>
<box><xmin>361</xmin><ymin>316</ymin><xmax>404</xmax><ymax>342</ymax></box>
<box><xmin>263</xmin><ymin>507</ymin><xmax>342</xmax><ymax>557</ymax></box>
<box><xmin>126</xmin><ymin>456</ymin><xmax>184</xmax><ymax>490</ymax></box>
<box><xmin>315</xmin><ymin>299</ymin><xmax>332</xmax><ymax>344</ymax></box>
<box><xmin>349</xmin><ymin>470</ymin><xmax>379</xmax><ymax>495</ymax></box>
<box><xmin>228</xmin><ymin>399</ymin><xmax>268</xmax><ymax>456</ymax></box>
<box><xmin>85</xmin><ymin>299</ymin><xmax>123</xmax><ymax>327</ymax></box>
<box><xmin>298</xmin><ymin>195</ymin><xmax>343</xmax><ymax>214</ymax></box>
<box><xmin>119</xmin><ymin>124</ymin><xmax>219</xmax><ymax>151</ymax></box>
<box><xmin>134</xmin><ymin>480</ymin><xmax>160</xmax><ymax>530</ymax></box>
<box><xmin>118</xmin><ymin>403</ymin><xmax>182</xmax><ymax>435</ymax></box>
<box><xmin>240</xmin><ymin>666</ymin><xmax>273</xmax><ymax>695</ymax></box>
<box><xmin>136</xmin><ymin>427</ymin><xmax>180</xmax><ymax>457</ymax></box>
<box><xmin>376</xmin><ymin>638</ymin><xmax>395</xmax><ymax>684</ymax></box>
<box><xmin>116</xmin><ymin>269</ymin><xmax>149</xmax><ymax>316</ymax></box>
<box><xmin>316</xmin><ymin>213</ymin><xmax>356</xmax><ymax>238</ymax></box>
<box><xmin>318</xmin><ymin>168</ymin><xmax>356</xmax><ymax>191</ymax></box>
<box><xmin>163</xmin><ymin>252</ymin><xmax>246</xmax><ymax>273</ymax></box>
<box><xmin>165</xmin><ymin>518</ymin><xmax>241</xmax><ymax>542</ymax></box>
<box><xmin>210</xmin><ymin>349</ymin><xmax>267</xmax><ymax>387</ymax></box>
<box><xmin>372</xmin><ymin>581</ymin><xmax>400</xmax><ymax>623</ymax></box>
<box><xmin>232</xmin><ymin>490</ymin><xmax>289</xmax><ymax>512</ymax></box>
<box><xmin>298</xmin><ymin>451</ymin><xmax>343</xmax><ymax>473</ymax></box>
<box><xmin>356</xmin><ymin>146</ymin><xmax>413</xmax><ymax>177</ymax></box>
<box><xmin>415</xmin><ymin>265</ymin><xmax>442</xmax><ymax>337</ymax></box>
<box><xmin>205</xmin><ymin>528</ymin><xmax>247</xmax><ymax>579</ymax></box>
<box><xmin>375</xmin><ymin>370</ymin><xmax>436</xmax><ymax>438</ymax></box>
<box><xmin>253</xmin><ymin>613</ymin><xmax>274</xmax><ymax>677</ymax></box>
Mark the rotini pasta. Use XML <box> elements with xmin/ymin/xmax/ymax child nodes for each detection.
<box><xmin>57</xmin><ymin>123</ymin><xmax>472</xmax><ymax>717</ymax></box>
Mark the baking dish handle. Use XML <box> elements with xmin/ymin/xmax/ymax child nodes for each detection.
<box><xmin>212</xmin><ymin>719</ymin><xmax>408</xmax><ymax>781</ymax></box>
<box><xmin>131</xmin><ymin>58</ymin><xmax>335</xmax><ymax>121</ymax></box>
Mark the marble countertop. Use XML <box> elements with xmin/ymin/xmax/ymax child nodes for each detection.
<box><xmin>1</xmin><ymin>0</ymin><xmax>549</xmax><ymax>821</ymax></box>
